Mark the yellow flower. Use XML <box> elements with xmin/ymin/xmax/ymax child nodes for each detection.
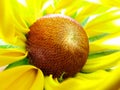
<box><xmin>0</xmin><ymin>0</ymin><xmax>120</xmax><ymax>90</ymax></box>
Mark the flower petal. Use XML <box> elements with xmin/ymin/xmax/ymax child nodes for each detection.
<box><xmin>63</xmin><ymin>1</ymin><xmax>89</xmax><ymax>17</ymax></box>
<box><xmin>83</xmin><ymin>51</ymin><xmax>120</xmax><ymax>72</ymax></box>
<box><xmin>0</xmin><ymin>48</ymin><xmax>27</xmax><ymax>66</ymax></box>
<box><xmin>54</xmin><ymin>70</ymin><xmax>108</xmax><ymax>90</ymax></box>
<box><xmin>90</xmin><ymin>32</ymin><xmax>120</xmax><ymax>53</ymax></box>
<box><xmin>30</xmin><ymin>68</ymin><xmax>44</xmax><ymax>90</ymax></box>
<box><xmin>54</xmin><ymin>0</ymin><xmax>75</xmax><ymax>11</ymax></box>
<box><xmin>48</xmin><ymin>67</ymin><xmax>120</xmax><ymax>90</ymax></box>
<box><xmin>98</xmin><ymin>66</ymin><xmax>120</xmax><ymax>90</ymax></box>
<box><xmin>0</xmin><ymin>0</ymin><xmax>28</xmax><ymax>46</ymax></box>
<box><xmin>42</xmin><ymin>0</ymin><xmax>77</xmax><ymax>15</ymax></box>
<box><xmin>85</xmin><ymin>9</ymin><xmax>120</xmax><ymax>37</ymax></box>
<box><xmin>45</xmin><ymin>75</ymin><xmax>59</xmax><ymax>90</ymax></box>
<box><xmin>0</xmin><ymin>1</ymin><xmax>16</xmax><ymax>43</ymax></box>
<box><xmin>13</xmin><ymin>31</ymin><xmax>27</xmax><ymax>48</ymax></box>
<box><xmin>0</xmin><ymin>65</ymin><xmax>44</xmax><ymax>90</ymax></box>
<box><xmin>10</xmin><ymin>0</ymin><xmax>29</xmax><ymax>34</ymax></box>
<box><xmin>100</xmin><ymin>0</ymin><xmax>120</xmax><ymax>8</ymax></box>
<box><xmin>75</xmin><ymin>2</ymin><xmax>110</xmax><ymax>23</ymax></box>
<box><xmin>25</xmin><ymin>0</ymin><xmax>47</xmax><ymax>25</ymax></box>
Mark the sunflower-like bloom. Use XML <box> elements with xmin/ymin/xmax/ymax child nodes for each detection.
<box><xmin>0</xmin><ymin>0</ymin><xmax>120</xmax><ymax>90</ymax></box>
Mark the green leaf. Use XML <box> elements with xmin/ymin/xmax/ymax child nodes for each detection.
<box><xmin>0</xmin><ymin>45</ymin><xmax>20</xmax><ymax>49</ymax></box>
<box><xmin>81</xmin><ymin>17</ymin><xmax>89</xmax><ymax>27</ymax></box>
<box><xmin>70</xmin><ymin>11</ymin><xmax>77</xmax><ymax>19</ymax></box>
<box><xmin>5</xmin><ymin>58</ymin><xmax>30</xmax><ymax>70</ymax></box>
<box><xmin>89</xmin><ymin>33</ymin><xmax>108</xmax><ymax>42</ymax></box>
<box><xmin>88</xmin><ymin>50</ymin><xmax>120</xmax><ymax>59</ymax></box>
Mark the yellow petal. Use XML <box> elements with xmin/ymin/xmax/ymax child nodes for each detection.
<box><xmin>41</xmin><ymin>0</ymin><xmax>57</xmax><ymax>15</ymax></box>
<box><xmin>12</xmin><ymin>31</ymin><xmax>27</xmax><ymax>48</ymax></box>
<box><xmin>0</xmin><ymin>1</ymin><xmax>4</xmax><ymax>27</ymax></box>
<box><xmin>0</xmin><ymin>48</ymin><xmax>27</xmax><ymax>66</ymax></box>
<box><xmin>75</xmin><ymin>70</ymin><xmax>108</xmax><ymax>80</ymax></box>
<box><xmin>0</xmin><ymin>65</ymin><xmax>44</xmax><ymax>90</ymax></box>
<box><xmin>63</xmin><ymin>0</ymin><xmax>88</xmax><ymax>17</ymax></box>
<box><xmin>25</xmin><ymin>0</ymin><xmax>48</xmax><ymax>25</ymax></box>
<box><xmin>89</xmin><ymin>43</ymin><xmax>120</xmax><ymax>53</ymax></box>
<box><xmin>54</xmin><ymin>68</ymin><xmax>120</xmax><ymax>90</ymax></box>
<box><xmin>83</xmin><ymin>51</ymin><xmax>120</xmax><ymax>72</ymax></box>
<box><xmin>98</xmin><ymin>66</ymin><xmax>120</xmax><ymax>90</ymax></box>
<box><xmin>55</xmin><ymin>72</ymin><xmax>106</xmax><ymax>90</ymax></box>
<box><xmin>9</xmin><ymin>0</ymin><xmax>29</xmax><ymax>34</ymax></box>
<box><xmin>0</xmin><ymin>1</ymin><xmax>16</xmax><ymax>43</ymax></box>
<box><xmin>45</xmin><ymin>75</ymin><xmax>59</xmax><ymax>90</ymax></box>
<box><xmin>0</xmin><ymin>0</ymin><xmax>28</xmax><ymax>45</ymax></box>
<box><xmin>100</xmin><ymin>0</ymin><xmax>120</xmax><ymax>8</ymax></box>
<box><xmin>30</xmin><ymin>69</ymin><xmax>44</xmax><ymax>90</ymax></box>
<box><xmin>44</xmin><ymin>70</ymin><xmax>108</xmax><ymax>90</ymax></box>
<box><xmin>85</xmin><ymin>9</ymin><xmax>120</xmax><ymax>37</ymax></box>
<box><xmin>75</xmin><ymin>2</ymin><xmax>110</xmax><ymax>23</ymax></box>
<box><xmin>40</xmin><ymin>0</ymin><xmax>76</xmax><ymax>15</ymax></box>
<box><xmin>54</xmin><ymin>0</ymin><xmax>76</xmax><ymax>11</ymax></box>
<box><xmin>90</xmin><ymin>32</ymin><xmax>120</xmax><ymax>53</ymax></box>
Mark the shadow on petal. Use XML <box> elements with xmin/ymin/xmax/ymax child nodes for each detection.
<box><xmin>0</xmin><ymin>65</ymin><xmax>44</xmax><ymax>90</ymax></box>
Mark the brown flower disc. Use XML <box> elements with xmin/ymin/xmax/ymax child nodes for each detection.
<box><xmin>26</xmin><ymin>14</ymin><xmax>89</xmax><ymax>78</ymax></box>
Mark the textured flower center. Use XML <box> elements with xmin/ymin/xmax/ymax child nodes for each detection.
<box><xmin>26</xmin><ymin>14</ymin><xmax>89</xmax><ymax>78</ymax></box>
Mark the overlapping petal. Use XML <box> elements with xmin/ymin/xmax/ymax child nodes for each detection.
<box><xmin>45</xmin><ymin>75</ymin><xmax>59</xmax><ymax>90</ymax></box>
<box><xmin>85</xmin><ymin>9</ymin><xmax>120</xmax><ymax>37</ymax></box>
<box><xmin>45</xmin><ymin>66</ymin><xmax>120</xmax><ymax>90</ymax></box>
<box><xmin>86</xmin><ymin>0</ymin><xmax>120</xmax><ymax>8</ymax></box>
<box><xmin>0</xmin><ymin>0</ymin><xmax>28</xmax><ymax>49</ymax></box>
<box><xmin>83</xmin><ymin>51</ymin><xmax>120</xmax><ymax>72</ymax></box>
<box><xmin>41</xmin><ymin>0</ymin><xmax>79</xmax><ymax>15</ymax></box>
<box><xmin>100</xmin><ymin>0</ymin><xmax>120</xmax><ymax>8</ymax></box>
<box><xmin>9</xmin><ymin>0</ymin><xmax>29</xmax><ymax>34</ymax></box>
<box><xmin>0</xmin><ymin>65</ymin><xmax>44</xmax><ymax>90</ymax></box>
<box><xmin>9</xmin><ymin>0</ymin><xmax>48</xmax><ymax>31</ymax></box>
<box><xmin>0</xmin><ymin>1</ymin><xmax>16</xmax><ymax>43</ymax></box>
<box><xmin>0</xmin><ymin>47</ymin><xmax>27</xmax><ymax>66</ymax></box>
<box><xmin>98</xmin><ymin>65</ymin><xmax>120</xmax><ymax>90</ymax></box>
<box><xmin>75</xmin><ymin>2</ymin><xmax>110</xmax><ymax>23</ymax></box>
<box><xmin>25</xmin><ymin>0</ymin><xmax>48</xmax><ymax>25</ymax></box>
<box><xmin>90</xmin><ymin>32</ymin><xmax>120</xmax><ymax>53</ymax></box>
<box><xmin>56</xmin><ymin>70</ymin><xmax>107</xmax><ymax>90</ymax></box>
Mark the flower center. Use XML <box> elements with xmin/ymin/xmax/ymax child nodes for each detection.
<box><xmin>26</xmin><ymin>14</ymin><xmax>89</xmax><ymax>78</ymax></box>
